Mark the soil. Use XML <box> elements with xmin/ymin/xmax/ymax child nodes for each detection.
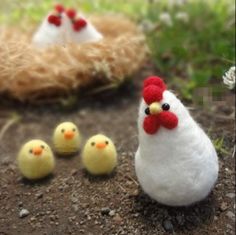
<box><xmin>0</xmin><ymin>64</ymin><xmax>235</xmax><ymax>235</ymax></box>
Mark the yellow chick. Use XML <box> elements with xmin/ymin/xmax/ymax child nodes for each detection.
<box><xmin>82</xmin><ymin>134</ymin><xmax>117</xmax><ymax>175</ymax></box>
<box><xmin>53</xmin><ymin>122</ymin><xmax>81</xmax><ymax>155</ymax></box>
<box><xmin>17</xmin><ymin>139</ymin><xmax>55</xmax><ymax>180</ymax></box>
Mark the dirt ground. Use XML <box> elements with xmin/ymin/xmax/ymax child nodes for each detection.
<box><xmin>0</xmin><ymin>65</ymin><xmax>235</xmax><ymax>235</ymax></box>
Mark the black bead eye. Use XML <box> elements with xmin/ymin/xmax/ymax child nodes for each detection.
<box><xmin>61</xmin><ymin>129</ymin><xmax>65</xmax><ymax>133</ymax></box>
<box><xmin>72</xmin><ymin>128</ymin><xmax>76</xmax><ymax>132</ymax></box>
<box><xmin>29</xmin><ymin>149</ymin><xmax>33</xmax><ymax>154</ymax></box>
<box><xmin>105</xmin><ymin>141</ymin><xmax>109</xmax><ymax>145</ymax></box>
<box><xmin>91</xmin><ymin>142</ymin><xmax>95</xmax><ymax>146</ymax></box>
<box><xmin>162</xmin><ymin>103</ymin><xmax>170</xmax><ymax>111</ymax></box>
<box><xmin>41</xmin><ymin>145</ymin><xmax>45</xmax><ymax>149</ymax></box>
<box><xmin>145</xmin><ymin>107</ymin><xmax>150</xmax><ymax>115</ymax></box>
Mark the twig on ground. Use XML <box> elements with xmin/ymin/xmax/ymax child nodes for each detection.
<box><xmin>0</xmin><ymin>113</ymin><xmax>21</xmax><ymax>141</ymax></box>
<box><xmin>116</xmin><ymin>182</ymin><xmax>127</xmax><ymax>193</ymax></box>
<box><xmin>126</xmin><ymin>175</ymin><xmax>139</xmax><ymax>186</ymax></box>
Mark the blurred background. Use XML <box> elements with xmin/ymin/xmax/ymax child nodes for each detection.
<box><xmin>0</xmin><ymin>0</ymin><xmax>235</xmax><ymax>101</ymax></box>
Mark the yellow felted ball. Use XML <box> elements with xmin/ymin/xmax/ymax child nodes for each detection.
<box><xmin>53</xmin><ymin>122</ymin><xmax>81</xmax><ymax>155</ymax></box>
<box><xmin>17</xmin><ymin>139</ymin><xmax>55</xmax><ymax>180</ymax></box>
<box><xmin>82</xmin><ymin>134</ymin><xmax>117</xmax><ymax>175</ymax></box>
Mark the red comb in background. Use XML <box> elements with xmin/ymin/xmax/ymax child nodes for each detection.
<box><xmin>66</xmin><ymin>8</ymin><xmax>77</xmax><ymax>19</ymax></box>
<box><xmin>54</xmin><ymin>4</ymin><xmax>65</xmax><ymax>13</ymax></box>
<box><xmin>143</xmin><ymin>76</ymin><xmax>166</xmax><ymax>90</ymax></box>
<box><xmin>142</xmin><ymin>76</ymin><xmax>166</xmax><ymax>104</ymax></box>
<box><xmin>48</xmin><ymin>15</ymin><xmax>61</xmax><ymax>26</ymax></box>
<box><xmin>73</xmin><ymin>18</ymin><xmax>87</xmax><ymax>31</ymax></box>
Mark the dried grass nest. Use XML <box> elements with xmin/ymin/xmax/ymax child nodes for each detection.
<box><xmin>0</xmin><ymin>15</ymin><xmax>148</xmax><ymax>103</ymax></box>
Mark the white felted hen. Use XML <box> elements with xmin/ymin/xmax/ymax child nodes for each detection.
<box><xmin>65</xmin><ymin>8</ymin><xmax>103</xmax><ymax>44</ymax></box>
<box><xmin>135</xmin><ymin>76</ymin><xmax>219</xmax><ymax>206</ymax></box>
<box><xmin>32</xmin><ymin>4</ymin><xmax>71</xmax><ymax>48</ymax></box>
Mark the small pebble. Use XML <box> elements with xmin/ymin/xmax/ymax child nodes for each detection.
<box><xmin>19</xmin><ymin>209</ymin><xmax>29</xmax><ymax>218</ymax></box>
<box><xmin>109</xmin><ymin>210</ymin><xmax>116</xmax><ymax>217</ymax></box>
<box><xmin>71</xmin><ymin>196</ymin><xmax>78</xmax><ymax>204</ymax></box>
<box><xmin>71</xmin><ymin>169</ymin><xmax>78</xmax><ymax>176</ymax></box>
<box><xmin>113</xmin><ymin>214</ymin><xmax>122</xmax><ymax>224</ymax></box>
<box><xmin>18</xmin><ymin>201</ymin><xmax>23</xmax><ymax>207</ymax></box>
<box><xmin>226</xmin><ymin>211</ymin><xmax>235</xmax><ymax>221</ymax></box>
<box><xmin>35</xmin><ymin>192</ymin><xmax>43</xmax><ymax>199</ymax></box>
<box><xmin>72</xmin><ymin>204</ymin><xmax>79</xmax><ymax>212</ymax></box>
<box><xmin>163</xmin><ymin>219</ymin><xmax>174</xmax><ymax>232</ymax></box>
<box><xmin>101</xmin><ymin>207</ymin><xmax>110</xmax><ymax>215</ymax></box>
<box><xmin>220</xmin><ymin>202</ymin><xmax>228</xmax><ymax>211</ymax></box>
<box><xmin>226</xmin><ymin>193</ymin><xmax>235</xmax><ymax>199</ymax></box>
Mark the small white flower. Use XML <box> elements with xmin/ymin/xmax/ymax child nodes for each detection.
<box><xmin>223</xmin><ymin>66</ymin><xmax>235</xmax><ymax>90</ymax></box>
<box><xmin>159</xmin><ymin>12</ymin><xmax>173</xmax><ymax>27</ymax></box>
<box><xmin>168</xmin><ymin>0</ymin><xmax>187</xmax><ymax>7</ymax></box>
<box><xmin>140</xmin><ymin>19</ymin><xmax>156</xmax><ymax>33</ymax></box>
<box><xmin>175</xmin><ymin>12</ymin><xmax>189</xmax><ymax>23</ymax></box>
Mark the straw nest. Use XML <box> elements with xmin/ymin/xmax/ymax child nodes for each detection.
<box><xmin>0</xmin><ymin>15</ymin><xmax>148</xmax><ymax>103</ymax></box>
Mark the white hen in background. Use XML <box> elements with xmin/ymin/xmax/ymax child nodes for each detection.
<box><xmin>32</xmin><ymin>4</ymin><xmax>71</xmax><ymax>48</ymax></box>
<box><xmin>32</xmin><ymin>5</ymin><xmax>103</xmax><ymax>48</ymax></box>
<box><xmin>65</xmin><ymin>8</ymin><xmax>103</xmax><ymax>44</ymax></box>
<box><xmin>135</xmin><ymin>76</ymin><xmax>219</xmax><ymax>206</ymax></box>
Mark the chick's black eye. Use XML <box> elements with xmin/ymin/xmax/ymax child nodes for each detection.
<box><xmin>162</xmin><ymin>103</ymin><xmax>170</xmax><ymax>111</ymax></box>
<box><xmin>72</xmin><ymin>128</ymin><xmax>76</xmax><ymax>132</ymax></box>
<box><xmin>61</xmin><ymin>129</ymin><xmax>65</xmax><ymax>133</ymax></box>
<box><xmin>91</xmin><ymin>142</ymin><xmax>95</xmax><ymax>146</ymax></box>
<box><xmin>105</xmin><ymin>141</ymin><xmax>109</xmax><ymax>145</ymax></box>
<box><xmin>41</xmin><ymin>145</ymin><xmax>45</xmax><ymax>149</ymax></box>
<box><xmin>29</xmin><ymin>149</ymin><xmax>33</xmax><ymax>154</ymax></box>
<box><xmin>145</xmin><ymin>107</ymin><xmax>150</xmax><ymax>115</ymax></box>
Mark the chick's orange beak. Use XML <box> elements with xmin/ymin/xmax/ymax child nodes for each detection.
<box><xmin>64</xmin><ymin>131</ymin><xmax>74</xmax><ymax>140</ymax></box>
<box><xmin>33</xmin><ymin>146</ymin><xmax>43</xmax><ymax>156</ymax></box>
<box><xmin>96</xmin><ymin>142</ymin><xmax>106</xmax><ymax>149</ymax></box>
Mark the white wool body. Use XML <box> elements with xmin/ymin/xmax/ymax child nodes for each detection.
<box><xmin>69</xmin><ymin>14</ymin><xmax>103</xmax><ymax>44</ymax></box>
<box><xmin>135</xmin><ymin>90</ymin><xmax>219</xmax><ymax>206</ymax></box>
<box><xmin>32</xmin><ymin>13</ymin><xmax>71</xmax><ymax>48</ymax></box>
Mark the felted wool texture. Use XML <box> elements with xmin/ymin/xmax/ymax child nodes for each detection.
<box><xmin>82</xmin><ymin>134</ymin><xmax>117</xmax><ymax>175</ymax></box>
<box><xmin>135</xmin><ymin>86</ymin><xmax>219</xmax><ymax>206</ymax></box>
<box><xmin>32</xmin><ymin>13</ymin><xmax>72</xmax><ymax>48</ymax></box>
<box><xmin>68</xmin><ymin>14</ymin><xmax>103</xmax><ymax>44</ymax></box>
<box><xmin>53</xmin><ymin>122</ymin><xmax>81</xmax><ymax>155</ymax></box>
<box><xmin>18</xmin><ymin>140</ymin><xmax>55</xmax><ymax>180</ymax></box>
<box><xmin>0</xmin><ymin>15</ymin><xmax>148</xmax><ymax>102</ymax></box>
<box><xmin>32</xmin><ymin>11</ymin><xmax>103</xmax><ymax>48</ymax></box>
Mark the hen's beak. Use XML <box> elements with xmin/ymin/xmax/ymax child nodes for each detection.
<box><xmin>149</xmin><ymin>102</ymin><xmax>162</xmax><ymax>115</ymax></box>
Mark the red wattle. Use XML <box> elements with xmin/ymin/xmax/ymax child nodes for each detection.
<box><xmin>73</xmin><ymin>18</ymin><xmax>87</xmax><ymax>31</ymax></box>
<box><xmin>143</xmin><ymin>116</ymin><xmax>160</xmax><ymax>135</ymax></box>
<box><xmin>158</xmin><ymin>111</ymin><xmax>178</xmax><ymax>129</ymax></box>
<box><xmin>143</xmin><ymin>76</ymin><xmax>166</xmax><ymax>91</ymax></box>
<box><xmin>143</xmin><ymin>85</ymin><xmax>163</xmax><ymax>105</ymax></box>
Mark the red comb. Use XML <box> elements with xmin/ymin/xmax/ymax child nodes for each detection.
<box><xmin>54</xmin><ymin>4</ymin><xmax>64</xmax><ymax>13</ymax></box>
<box><xmin>66</xmin><ymin>8</ymin><xmax>77</xmax><ymax>19</ymax></box>
<box><xmin>143</xmin><ymin>76</ymin><xmax>166</xmax><ymax>90</ymax></box>
<box><xmin>48</xmin><ymin>15</ymin><xmax>61</xmax><ymax>26</ymax></box>
<box><xmin>73</xmin><ymin>18</ymin><xmax>87</xmax><ymax>31</ymax></box>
